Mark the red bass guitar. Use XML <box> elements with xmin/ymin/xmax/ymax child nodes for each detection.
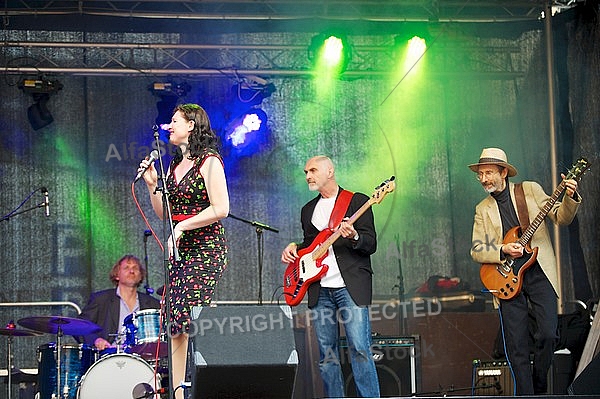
<box><xmin>283</xmin><ymin>177</ymin><xmax>396</xmax><ymax>306</ymax></box>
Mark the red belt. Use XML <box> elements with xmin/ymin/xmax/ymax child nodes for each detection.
<box><xmin>172</xmin><ymin>214</ymin><xmax>196</xmax><ymax>222</ymax></box>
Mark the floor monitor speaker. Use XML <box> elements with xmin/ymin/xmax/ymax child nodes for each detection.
<box><xmin>568</xmin><ymin>353</ymin><xmax>600</xmax><ymax>395</ymax></box>
<box><xmin>190</xmin><ymin>305</ymin><xmax>298</xmax><ymax>399</ymax></box>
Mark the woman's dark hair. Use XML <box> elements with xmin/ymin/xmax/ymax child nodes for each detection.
<box><xmin>173</xmin><ymin>103</ymin><xmax>219</xmax><ymax>163</ymax></box>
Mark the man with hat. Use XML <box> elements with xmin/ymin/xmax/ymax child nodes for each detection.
<box><xmin>469</xmin><ymin>148</ymin><xmax>581</xmax><ymax>395</ymax></box>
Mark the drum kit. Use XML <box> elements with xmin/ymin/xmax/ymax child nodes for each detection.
<box><xmin>2</xmin><ymin>310</ymin><xmax>167</xmax><ymax>399</ymax></box>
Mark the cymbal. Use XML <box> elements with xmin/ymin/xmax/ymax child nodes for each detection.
<box><xmin>0</xmin><ymin>327</ymin><xmax>42</xmax><ymax>337</ymax></box>
<box><xmin>17</xmin><ymin>316</ymin><xmax>101</xmax><ymax>336</ymax></box>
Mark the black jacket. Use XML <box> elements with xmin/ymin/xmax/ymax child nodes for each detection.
<box><xmin>78</xmin><ymin>288</ymin><xmax>160</xmax><ymax>345</ymax></box>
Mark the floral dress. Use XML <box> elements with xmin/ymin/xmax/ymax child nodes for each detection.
<box><xmin>165</xmin><ymin>149</ymin><xmax>228</xmax><ymax>334</ymax></box>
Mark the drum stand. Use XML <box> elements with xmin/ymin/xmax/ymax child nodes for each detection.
<box><xmin>54</xmin><ymin>324</ymin><xmax>65</xmax><ymax>399</ymax></box>
<box><xmin>5</xmin><ymin>334</ymin><xmax>13</xmax><ymax>399</ymax></box>
<box><xmin>2</xmin><ymin>324</ymin><xmax>42</xmax><ymax>399</ymax></box>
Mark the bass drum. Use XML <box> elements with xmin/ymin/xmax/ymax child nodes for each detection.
<box><xmin>77</xmin><ymin>353</ymin><xmax>161</xmax><ymax>399</ymax></box>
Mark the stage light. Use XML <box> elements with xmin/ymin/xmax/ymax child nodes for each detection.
<box><xmin>406</xmin><ymin>36</ymin><xmax>427</xmax><ymax>62</ymax></box>
<box><xmin>225</xmin><ymin>108</ymin><xmax>268</xmax><ymax>155</ymax></box>
<box><xmin>309</xmin><ymin>33</ymin><xmax>351</xmax><ymax>75</ymax></box>
<box><xmin>393</xmin><ymin>33</ymin><xmax>428</xmax><ymax>77</ymax></box>
<box><xmin>149</xmin><ymin>81</ymin><xmax>191</xmax><ymax>130</ymax></box>
<box><xmin>18</xmin><ymin>77</ymin><xmax>63</xmax><ymax>130</ymax></box>
<box><xmin>231</xmin><ymin>75</ymin><xmax>275</xmax><ymax>108</ymax></box>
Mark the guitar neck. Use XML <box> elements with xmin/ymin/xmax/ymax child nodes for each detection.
<box><xmin>518</xmin><ymin>180</ymin><xmax>566</xmax><ymax>246</ymax></box>
<box><xmin>311</xmin><ymin>198</ymin><xmax>374</xmax><ymax>260</ymax></box>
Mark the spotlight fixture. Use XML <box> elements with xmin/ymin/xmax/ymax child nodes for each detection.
<box><xmin>231</xmin><ymin>75</ymin><xmax>275</xmax><ymax>108</ymax></box>
<box><xmin>222</xmin><ymin>75</ymin><xmax>274</xmax><ymax>157</ymax></box>
<box><xmin>18</xmin><ymin>77</ymin><xmax>63</xmax><ymax>130</ymax></box>
<box><xmin>149</xmin><ymin>81</ymin><xmax>191</xmax><ymax>130</ymax></box>
<box><xmin>308</xmin><ymin>32</ymin><xmax>352</xmax><ymax>74</ymax></box>
<box><xmin>225</xmin><ymin>108</ymin><xmax>269</xmax><ymax>155</ymax></box>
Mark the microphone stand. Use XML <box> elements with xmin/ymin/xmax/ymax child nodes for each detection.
<box><xmin>392</xmin><ymin>234</ymin><xmax>407</xmax><ymax>336</ymax></box>
<box><xmin>0</xmin><ymin>190</ymin><xmax>46</xmax><ymax>222</ymax></box>
<box><xmin>152</xmin><ymin>126</ymin><xmax>180</xmax><ymax>399</ymax></box>
<box><xmin>392</xmin><ymin>236</ymin><xmax>408</xmax><ymax>337</ymax></box>
<box><xmin>227</xmin><ymin>213</ymin><xmax>279</xmax><ymax>305</ymax></box>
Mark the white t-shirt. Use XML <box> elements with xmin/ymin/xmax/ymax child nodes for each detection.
<box><xmin>311</xmin><ymin>196</ymin><xmax>346</xmax><ymax>288</ymax></box>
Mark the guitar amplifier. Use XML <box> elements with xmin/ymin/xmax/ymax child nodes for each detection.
<box><xmin>339</xmin><ymin>336</ymin><xmax>419</xmax><ymax>396</ymax></box>
<box><xmin>472</xmin><ymin>359</ymin><xmax>514</xmax><ymax>396</ymax></box>
<box><xmin>474</xmin><ymin>351</ymin><xmax>575</xmax><ymax>396</ymax></box>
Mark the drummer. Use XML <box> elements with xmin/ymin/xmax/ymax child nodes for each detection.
<box><xmin>78</xmin><ymin>254</ymin><xmax>161</xmax><ymax>353</ymax></box>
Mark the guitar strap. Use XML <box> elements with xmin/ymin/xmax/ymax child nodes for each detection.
<box><xmin>328</xmin><ymin>189</ymin><xmax>354</xmax><ymax>230</ymax></box>
<box><xmin>514</xmin><ymin>183</ymin><xmax>530</xmax><ymax>230</ymax></box>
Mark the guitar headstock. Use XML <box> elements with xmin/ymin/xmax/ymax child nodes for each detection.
<box><xmin>565</xmin><ymin>158</ymin><xmax>591</xmax><ymax>182</ymax></box>
<box><xmin>370</xmin><ymin>176</ymin><xmax>396</xmax><ymax>204</ymax></box>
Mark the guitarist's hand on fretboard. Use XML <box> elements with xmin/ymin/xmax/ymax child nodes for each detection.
<box><xmin>561</xmin><ymin>173</ymin><xmax>579</xmax><ymax>199</ymax></box>
<box><xmin>338</xmin><ymin>217</ymin><xmax>359</xmax><ymax>241</ymax></box>
<box><xmin>502</xmin><ymin>242</ymin><xmax>524</xmax><ymax>258</ymax></box>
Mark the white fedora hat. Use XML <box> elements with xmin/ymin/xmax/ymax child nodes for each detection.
<box><xmin>468</xmin><ymin>147</ymin><xmax>518</xmax><ymax>177</ymax></box>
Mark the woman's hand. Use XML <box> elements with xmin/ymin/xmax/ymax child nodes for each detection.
<box><xmin>167</xmin><ymin>226</ymin><xmax>183</xmax><ymax>257</ymax></box>
<box><xmin>138</xmin><ymin>156</ymin><xmax>158</xmax><ymax>187</ymax></box>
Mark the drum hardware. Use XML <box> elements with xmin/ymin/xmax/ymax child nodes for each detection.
<box><xmin>17</xmin><ymin>316</ymin><xmax>101</xmax><ymax>399</ymax></box>
<box><xmin>1</xmin><ymin>321</ymin><xmax>42</xmax><ymax>399</ymax></box>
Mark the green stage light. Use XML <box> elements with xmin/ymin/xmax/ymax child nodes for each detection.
<box><xmin>322</xmin><ymin>36</ymin><xmax>345</xmax><ymax>67</ymax></box>
<box><xmin>406</xmin><ymin>36</ymin><xmax>427</xmax><ymax>63</ymax></box>
<box><xmin>309</xmin><ymin>33</ymin><xmax>351</xmax><ymax>75</ymax></box>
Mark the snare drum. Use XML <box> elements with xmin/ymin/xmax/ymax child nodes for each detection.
<box><xmin>124</xmin><ymin>309</ymin><xmax>168</xmax><ymax>359</ymax></box>
<box><xmin>77</xmin><ymin>353</ymin><xmax>161</xmax><ymax>399</ymax></box>
<box><xmin>37</xmin><ymin>343</ymin><xmax>97</xmax><ymax>399</ymax></box>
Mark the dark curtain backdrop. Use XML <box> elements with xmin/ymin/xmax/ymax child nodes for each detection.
<box><xmin>1</xmin><ymin>9</ymin><xmax>598</xmax><ymax>370</ymax></box>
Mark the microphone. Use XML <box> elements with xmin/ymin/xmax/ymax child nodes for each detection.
<box><xmin>41</xmin><ymin>187</ymin><xmax>49</xmax><ymax>217</ymax></box>
<box><xmin>132</xmin><ymin>383</ymin><xmax>167</xmax><ymax>399</ymax></box>
<box><xmin>134</xmin><ymin>150</ymin><xmax>160</xmax><ymax>182</ymax></box>
<box><xmin>143</xmin><ymin>230</ymin><xmax>152</xmax><ymax>242</ymax></box>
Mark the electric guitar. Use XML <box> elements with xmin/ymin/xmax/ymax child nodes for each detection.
<box><xmin>480</xmin><ymin>158</ymin><xmax>590</xmax><ymax>300</ymax></box>
<box><xmin>282</xmin><ymin>177</ymin><xmax>396</xmax><ymax>306</ymax></box>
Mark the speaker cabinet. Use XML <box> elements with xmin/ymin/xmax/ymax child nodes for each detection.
<box><xmin>340</xmin><ymin>336</ymin><xmax>418</xmax><ymax>397</ymax></box>
<box><xmin>191</xmin><ymin>305</ymin><xmax>298</xmax><ymax>399</ymax></box>
<box><xmin>568</xmin><ymin>353</ymin><xmax>600</xmax><ymax>395</ymax></box>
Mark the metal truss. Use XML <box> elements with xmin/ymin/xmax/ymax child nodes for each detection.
<box><xmin>0</xmin><ymin>0</ymin><xmax>574</xmax><ymax>23</ymax></box>
<box><xmin>0</xmin><ymin>0</ymin><xmax>581</xmax><ymax>79</ymax></box>
<box><xmin>0</xmin><ymin>38</ymin><xmax>528</xmax><ymax>79</ymax></box>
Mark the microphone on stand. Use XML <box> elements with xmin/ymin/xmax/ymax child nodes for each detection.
<box><xmin>41</xmin><ymin>187</ymin><xmax>50</xmax><ymax>217</ymax></box>
<box><xmin>132</xmin><ymin>383</ymin><xmax>168</xmax><ymax>399</ymax></box>
<box><xmin>134</xmin><ymin>150</ymin><xmax>160</xmax><ymax>182</ymax></box>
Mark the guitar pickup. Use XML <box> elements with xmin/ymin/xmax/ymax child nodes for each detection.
<box><xmin>496</xmin><ymin>264</ymin><xmax>509</xmax><ymax>278</ymax></box>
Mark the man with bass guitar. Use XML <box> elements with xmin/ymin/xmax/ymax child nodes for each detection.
<box><xmin>469</xmin><ymin>148</ymin><xmax>583</xmax><ymax>395</ymax></box>
<box><xmin>281</xmin><ymin>155</ymin><xmax>381</xmax><ymax>398</ymax></box>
